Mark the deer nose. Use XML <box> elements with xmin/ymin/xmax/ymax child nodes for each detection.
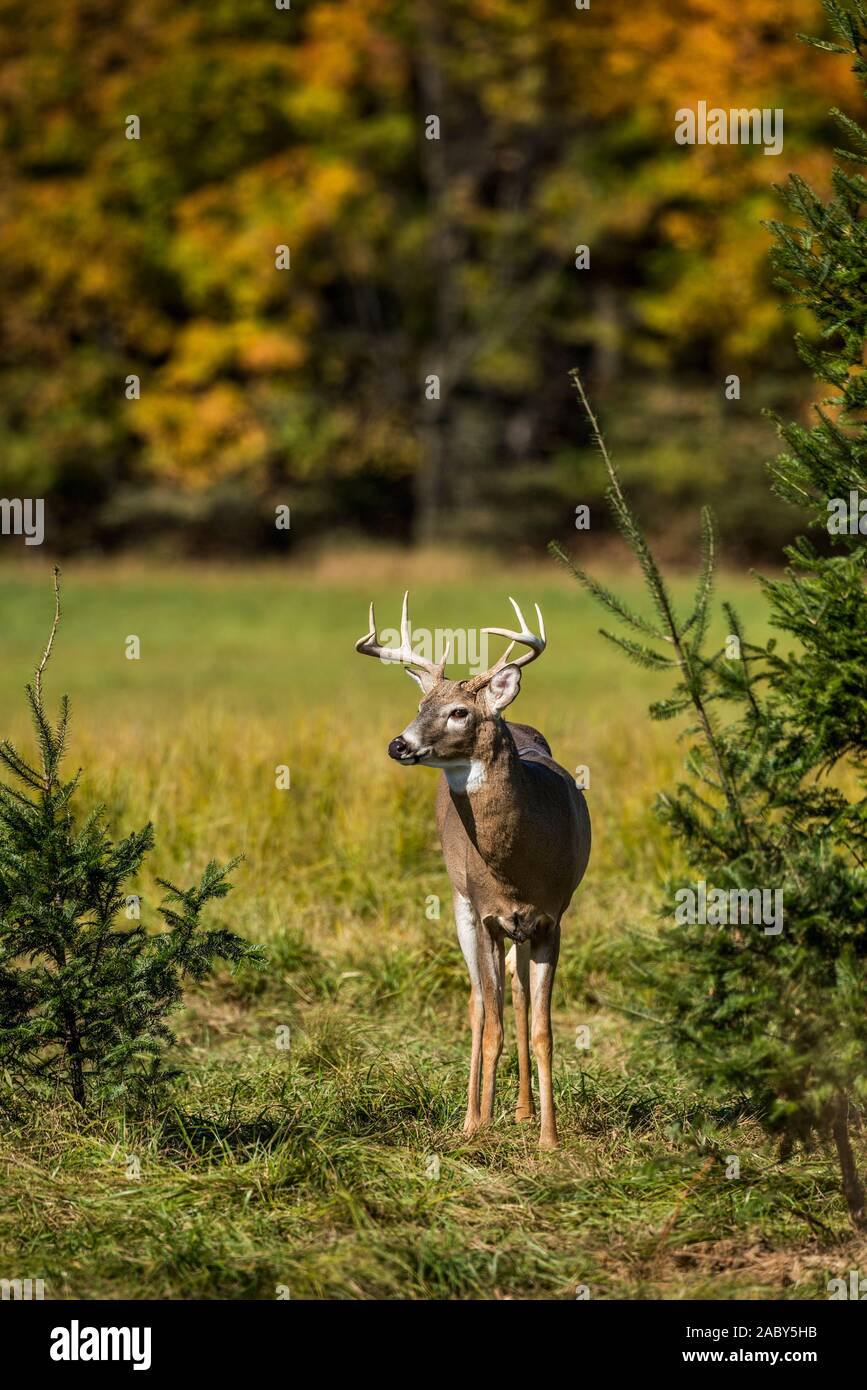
<box><xmin>388</xmin><ymin>736</ymin><xmax>410</xmax><ymax>760</ymax></box>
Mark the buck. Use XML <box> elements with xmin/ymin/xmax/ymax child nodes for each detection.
<box><xmin>356</xmin><ymin>594</ymin><xmax>591</xmax><ymax>1148</ymax></box>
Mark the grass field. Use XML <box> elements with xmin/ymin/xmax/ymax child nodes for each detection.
<box><xmin>1</xmin><ymin>550</ymin><xmax>864</xmax><ymax>1300</ymax></box>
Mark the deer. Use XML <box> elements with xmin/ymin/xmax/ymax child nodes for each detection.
<box><xmin>355</xmin><ymin>593</ymin><xmax>591</xmax><ymax>1149</ymax></box>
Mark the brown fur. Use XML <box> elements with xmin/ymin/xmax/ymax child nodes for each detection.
<box><xmin>435</xmin><ymin>715</ymin><xmax>590</xmax><ymax>939</ymax></box>
<box><xmin>395</xmin><ymin>674</ymin><xmax>591</xmax><ymax>1147</ymax></box>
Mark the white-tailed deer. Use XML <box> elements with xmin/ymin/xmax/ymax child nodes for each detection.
<box><xmin>355</xmin><ymin>594</ymin><xmax>591</xmax><ymax>1148</ymax></box>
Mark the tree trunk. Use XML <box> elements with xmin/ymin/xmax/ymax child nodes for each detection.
<box><xmin>69</xmin><ymin>1052</ymin><xmax>85</xmax><ymax>1106</ymax></box>
<box><xmin>413</xmin><ymin>1</ymin><xmax>460</xmax><ymax>544</ymax></box>
<box><xmin>64</xmin><ymin>1008</ymin><xmax>86</xmax><ymax>1106</ymax></box>
<box><xmin>832</xmin><ymin>1096</ymin><xmax>867</xmax><ymax>1230</ymax></box>
<box><xmin>416</xmin><ymin>400</ymin><xmax>451</xmax><ymax>544</ymax></box>
<box><xmin>592</xmin><ymin>282</ymin><xmax>623</xmax><ymax>397</ymax></box>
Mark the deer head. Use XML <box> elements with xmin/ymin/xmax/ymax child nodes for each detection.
<box><xmin>355</xmin><ymin>593</ymin><xmax>546</xmax><ymax>772</ymax></box>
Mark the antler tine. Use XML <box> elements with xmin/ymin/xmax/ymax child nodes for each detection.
<box><xmin>399</xmin><ymin>590</ymin><xmax>448</xmax><ymax>677</ymax></box>
<box><xmin>465</xmin><ymin>596</ymin><xmax>547</xmax><ymax>691</ymax></box>
<box><xmin>482</xmin><ymin>596</ymin><xmax>546</xmax><ymax>669</ymax></box>
<box><xmin>399</xmin><ymin>590</ymin><xmax>412</xmax><ymax>653</ymax></box>
<box><xmin>354</xmin><ymin>599</ymin><xmax>381</xmax><ymax>657</ymax></box>
<box><xmin>354</xmin><ymin>591</ymin><xmax>448</xmax><ymax>680</ymax></box>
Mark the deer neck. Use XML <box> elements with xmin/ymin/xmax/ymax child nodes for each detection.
<box><xmin>443</xmin><ymin>717</ymin><xmax>524</xmax><ymax>865</ymax></box>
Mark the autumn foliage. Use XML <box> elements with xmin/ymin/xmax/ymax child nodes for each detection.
<box><xmin>0</xmin><ymin>0</ymin><xmax>858</xmax><ymax>551</ymax></box>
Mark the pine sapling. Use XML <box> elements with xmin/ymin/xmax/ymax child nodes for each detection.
<box><xmin>552</xmin><ymin>369</ymin><xmax>867</xmax><ymax>1230</ymax></box>
<box><xmin>0</xmin><ymin>569</ymin><xmax>263</xmax><ymax>1111</ymax></box>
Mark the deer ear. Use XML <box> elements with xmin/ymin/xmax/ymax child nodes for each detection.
<box><xmin>484</xmin><ymin>663</ymin><xmax>521</xmax><ymax>713</ymax></box>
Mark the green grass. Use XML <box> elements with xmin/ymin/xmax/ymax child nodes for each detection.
<box><xmin>0</xmin><ymin>553</ymin><xmax>864</xmax><ymax>1300</ymax></box>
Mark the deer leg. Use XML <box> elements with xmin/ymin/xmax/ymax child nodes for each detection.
<box><xmin>454</xmin><ymin>893</ymin><xmax>484</xmax><ymax>1135</ymax></box>
<box><xmin>479</xmin><ymin>926</ymin><xmax>505</xmax><ymax>1125</ymax></box>
<box><xmin>507</xmin><ymin>941</ymin><xmax>535</xmax><ymax>1122</ymax></box>
<box><xmin>530</xmin><ymin>921</ymin><xmax>561</xmax><ymax>1150</ymax></box>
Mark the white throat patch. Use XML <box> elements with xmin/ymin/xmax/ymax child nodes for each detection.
<box><xmin>444</xmin><ymin>760</ymin><xmax>487</xmax><ymax>794</ymax></box>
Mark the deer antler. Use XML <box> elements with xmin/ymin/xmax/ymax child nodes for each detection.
<box><xmin>464</xmin><ymin>597</ymin><xmax>546</xmax><ymax>693</ymax></box>
<box><xmin>355</xmin><ymin>591</ymin><xmax>449</xmax><ymax>692</ymax></box>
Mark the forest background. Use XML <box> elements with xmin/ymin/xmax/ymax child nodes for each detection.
<box><xmin>0</xmin><ymin>0</ymin><xmax>857</xmax><ymax>561</ymax></box>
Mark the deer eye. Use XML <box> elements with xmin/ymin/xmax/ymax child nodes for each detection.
<box><xmin>450</xmin><ymin>707</ymin><xmax>469</xmax><ymax>721</ymax></box>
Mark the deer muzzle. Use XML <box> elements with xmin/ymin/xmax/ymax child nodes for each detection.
<box><xmin>388</xmin><ymin>735</ymin><xmax>429</xmax><ymax>764</ymax></box>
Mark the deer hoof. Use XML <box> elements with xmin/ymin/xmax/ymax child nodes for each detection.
<box><xmin>539</xmin><ymin>1132</ymin><xmax>560</xmax><ymax>1151</ymax></box>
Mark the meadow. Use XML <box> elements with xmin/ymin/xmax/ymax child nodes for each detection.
<box><xmin>1</xmin><ymin>550</ymin><xmax>864</xmax><ymax>1300</ymax></box>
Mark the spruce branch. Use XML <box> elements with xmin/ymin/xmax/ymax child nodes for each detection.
<box><xmin>552</xmin><ymin>370</ymin><xmax>750</xmax><ymax>847</ymax></box>
<box><xmin>34</xmin><ymin>566</ymin><xmax>61</xmax><ymax>718</ymax></box>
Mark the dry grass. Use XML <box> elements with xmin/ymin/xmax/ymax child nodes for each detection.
<box><xmin>0</xmin><ymin>558</ymin><xmax>859</xmax><ymax>1300</ymax></box>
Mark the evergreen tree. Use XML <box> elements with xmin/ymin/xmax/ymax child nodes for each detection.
<box><xmin>0</xmin><ymin>570</ymin><xmax>262</xmax><ymax>1110</ymax></box>
<box><xmin>553</xmin><ymin>0</ymin><xmax>867</xmax><ymax>1231</ymax></box>
<box><xmin>761</xmin><ymin>2</ymin><xmax>867</xmax><ymax>775</ymax></box>
<box><xmin>553</xmin><ymin>353</ymin><xmax>866</xmax><ymax>1224</ymax></box>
